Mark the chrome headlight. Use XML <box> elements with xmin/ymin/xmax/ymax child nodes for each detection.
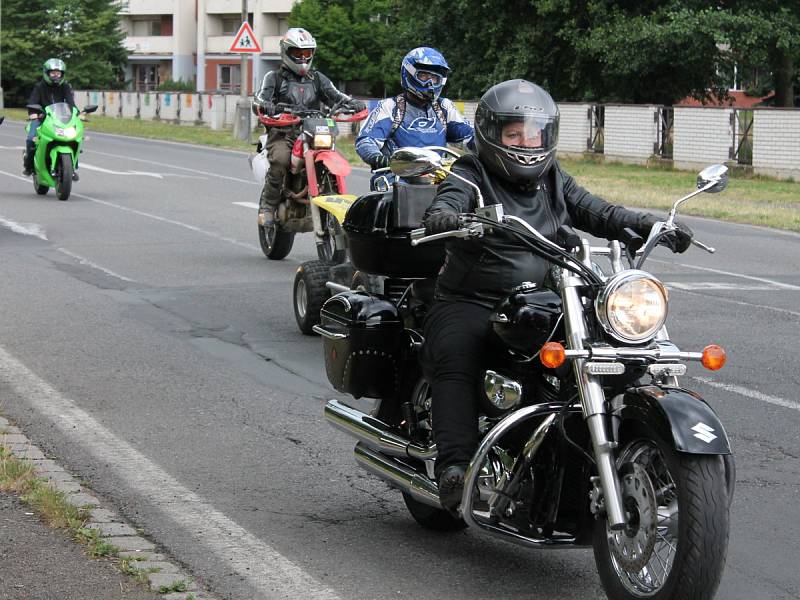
<box><xmin>595</xmin><ymin>271</ymin><xmax>668</xmax><ymax>343</ymax></box>
<box><xmin>484</xmin><ymin>370</ymin><xmax>522</xmax><ymax>410</ymax></box>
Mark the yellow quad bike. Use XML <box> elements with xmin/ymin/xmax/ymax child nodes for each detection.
<box><xmin>293</xmin><ymin>147</ymin><xmax>459</xmax><ymax>334</ymax></box>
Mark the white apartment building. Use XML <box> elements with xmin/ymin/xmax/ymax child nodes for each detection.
<box><xmin>119</xmin><ymin>0</ymin><xmax>296</xmax><ymax>94</ymax></box>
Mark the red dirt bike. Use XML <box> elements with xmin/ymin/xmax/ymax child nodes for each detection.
<box><xmin>253</xmin><ymin>100</ymin><xmax>367</xmax><ymax>262</ymax></box>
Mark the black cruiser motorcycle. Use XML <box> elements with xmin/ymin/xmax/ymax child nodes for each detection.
<box><xmin>317</xmin><ymin>148</ymin><xmax>734</xmax><ymax>600</ymax></box>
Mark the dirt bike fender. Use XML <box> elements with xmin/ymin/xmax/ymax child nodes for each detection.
<box><xmin>612</xmin><ymin>385</ymin><xmax>731</xmax><ymax>454</ymax></box>
<box><xmin>315</xmin><ymin>150</ymin><xmax>351</xmax><ymax>177</ymax></box>
<box><xmin>311</xmin><ymin>194</ymin><xmax>357</xmax><ymax>224</ymax></box>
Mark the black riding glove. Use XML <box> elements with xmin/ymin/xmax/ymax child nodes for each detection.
<box><xmin>424</xmin><ymin>211</ymin><xmax>459</xmax><ymax>235</ymax></box>
<box><xmin>658</xmin><ymin>219</ymin><xmax>694</xmax><ymax>254</ymax></box>
<box><xmin>258</xmin><ymin>101</ymin><xmax>276</xmax><ymax>116</ymax></box>
<box><xmin>348</xmin><ymin>99</ymin><xmax>367</xmax><ymax>112</ymax></box>
<box><xmin>369</xmin><ymin>154</ymin><xmax>390</xmax><ymax>170</ymax></box>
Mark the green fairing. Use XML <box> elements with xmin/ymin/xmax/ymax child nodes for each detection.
<box><xmin>26</xmin><ymin>103</ymin><xmax>85</xmax><ymax>191</ymax></box>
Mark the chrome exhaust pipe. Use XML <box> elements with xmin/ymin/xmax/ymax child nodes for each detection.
<box><xmin>354</xmin><ymin>442</ymin><xmax>441</xmax><ymax>508</ymax></box>
<box><xmin>324</xmin><ymin>399</ymin><xmax>437</xmax><ymax>461</ymax></box>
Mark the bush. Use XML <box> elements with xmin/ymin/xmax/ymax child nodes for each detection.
<box><xmin>156</xmin><ymin>79</ymin><xmax>196</xmax><ymax>92</ymax></box>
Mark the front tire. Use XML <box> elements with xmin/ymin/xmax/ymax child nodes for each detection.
<box><xmin>258</xmin><ymin>223</ymin><xmax>295</xmax><ymax>260</ymax></box>
<box><xmin>593</xmin><ymin>429</ymin><xmax>730</xmax><ymax>600</ymax></box>
<box><xmin>293</xmin><ymin>260</ymin><xmax>331</xmax><ymax>335</ymax></box>
<box><xmin>56</xmin><ymin>154</ymin><xmax>73</xmax><ymax>201</ymax></box>
<box><xmin>317</xmin><ymin>209</ymin><xmax>347</xmax><ymax>264</ymax></box>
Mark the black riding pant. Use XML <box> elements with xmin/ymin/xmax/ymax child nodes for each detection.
<box><xmin>422</xmin><ymin>300</ymin><xmax>497</xmax><ymax>477</ymax></box>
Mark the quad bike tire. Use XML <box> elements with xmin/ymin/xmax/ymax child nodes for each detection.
<box><xmin>293</xmin><ymin>260</ymin><xmax>332</xmax><ymax>335</ymax></box>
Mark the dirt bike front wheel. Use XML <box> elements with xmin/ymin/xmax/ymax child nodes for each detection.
<box><xmin>258</xmin><ymin>223</ymin><xmax>294</xmax><ymax>260</ymax></box>
<box><xmin>316</xmin><ymin>209</ymin><xmax>346</xmax><ymax>264</ymax></box>
<box><xmin>592</xmin><ymin>426</ymin><xmax>730</xmax><ymax>600</ymax></box>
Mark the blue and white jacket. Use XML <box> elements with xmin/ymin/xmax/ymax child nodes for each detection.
<box><xmin>355</xmin><ymin>95</ymin><xmax>474</xmax><ymax>168</ymax></box>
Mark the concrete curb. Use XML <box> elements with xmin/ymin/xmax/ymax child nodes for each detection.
<box><xmin>0</xmin><ymin>415</ymin><xmax>219</xmax><ymax>600</ymax></box>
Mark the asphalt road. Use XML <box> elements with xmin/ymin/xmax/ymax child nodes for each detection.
<box><xmin>0</xmin><ymin>121</ymin><xmax>798</xmax><ymax>600</ymax></box>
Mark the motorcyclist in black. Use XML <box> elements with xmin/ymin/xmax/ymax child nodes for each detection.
<box><xmin>421</xmin><ymin>79</ymin><xmax>694</xmax><ymax>514</ymax></box>
<box><xmin>251</xmin><ymin>27</ymin><xmax>366</xmax><ymax>226</ymax></box>
<box><xmin>24</xmin><ymin>58</ymin><xmax>78</xmax><ymax>179</ymax></box>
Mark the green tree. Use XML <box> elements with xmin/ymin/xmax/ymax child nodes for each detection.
<box><xmin>1</xmin><ymin>0</ymin><xmax>127</xmax><ymax>106</ymax></box>
<box><xmin>289</xmin><ymin>0</ymin><xmax>396</xmax><ymax>96</ymax></box>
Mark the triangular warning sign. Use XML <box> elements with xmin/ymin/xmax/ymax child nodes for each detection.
<box><xmin>229</xmin><ymin>22</ymin><xmax>261</xmax><ymax>53</ymax></box>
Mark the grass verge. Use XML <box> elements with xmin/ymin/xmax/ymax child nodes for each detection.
<box><xmin>4</xmin><ymin>108</ymin><xmax>799</xmax><ymax>231</ymax></box>
<box><xmin>0</xmin><ymin>442</ymin><xmax>159</xmax><ymax>589</ymax></box>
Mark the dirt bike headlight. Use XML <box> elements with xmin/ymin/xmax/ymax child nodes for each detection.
<box><xmin>313</xmin><ymin>134</ymin><xmax>333</xmax><ymax>149</ymax></box>
<box><xmin>595</xmin><ymin>271</ymin><xmax>668</xmax><ymax>343</ymax></box>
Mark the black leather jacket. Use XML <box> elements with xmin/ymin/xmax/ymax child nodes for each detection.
<box><xmin>253</xmin><ymin>66</ymin><xmax>350</xmax><ymax>120</ymax></box>
<box><xmin>28</xmin><ymin>80</ymin><xmax>76</xmax><ymax>114</ymax></box>
<box><xmin>424</xmin><ymin>154</ymin><xmax>657</xmax><ymax>308</ymax></box>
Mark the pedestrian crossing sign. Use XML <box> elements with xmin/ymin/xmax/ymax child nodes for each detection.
<box><xmin>229</xmin><ymin>22</ymin><xmax>261</xmax><ymax>53</ymax></box>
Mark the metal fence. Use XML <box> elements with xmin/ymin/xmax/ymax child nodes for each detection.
<box><xmin>730</xmin><ymin>109</ymin><xmax>753</xmax><ymax>165</ymax></box>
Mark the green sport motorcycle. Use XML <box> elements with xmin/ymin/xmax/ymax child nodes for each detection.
<box><xmin>25</xmin><ymin>102</ymin><xmax>97</xmax><ymax>200</ymax></box>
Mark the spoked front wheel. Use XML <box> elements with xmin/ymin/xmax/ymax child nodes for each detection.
<box><xmin>316</xmin><ymin>208</ymin><xmax>347</xmax><ymax>264</ymax></box>
<box><xmin>593</xmin><ymin>429</ymin><xmax>731</xmax><ymax>600</ymax></box>
<box><xmin>258</xmin><ymin>223</ymin><xmax>295</xmax><ymax>260</ymax></box>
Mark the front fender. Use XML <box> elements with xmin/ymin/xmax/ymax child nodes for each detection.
<box><xmin>315</xmin><ymin>150</ymin><xmax>351</xmax><ymax>177</ymax></box>
<box><xmin>49</xmin><ymin>144</ymin><xmax>77</xmax><ymax>169</ymax></box>
<box><xmin>612</xmin><ymin>385</ymin><xmax>731</xmax><ymax>454</ymax></box>
<box><xmin>311</xmin><ymin>194</ymin><xmax>357</xmax><ymax>224</ymax></box>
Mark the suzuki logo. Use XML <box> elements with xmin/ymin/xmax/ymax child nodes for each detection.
<box><xmin>691</xmin><ymin>422</ymin><xmax>717</xmax><ymax>444</ymax></box>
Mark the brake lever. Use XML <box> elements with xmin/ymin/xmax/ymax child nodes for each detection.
<box><xmin>409</xmin><ymin>223</ymin><xmax>484</xmax><ymax>246</ymax></box>
<box><xmin>691</xmin><ymin>238</ymin><xmax>716</xmax><ymax>253</ymax></box>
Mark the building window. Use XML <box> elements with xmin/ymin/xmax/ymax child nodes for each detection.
<box><xmin>277</xmin><ymin>17</ymin><xmax>289</xmax><ymax>35</ymax></box>
<box><xmin>132</xmin><ymin>16</ymin><xmax>169</xmax><ymax>36</ymax></box>
<box><xmin>221</xmin><ymin>14</ymin><xmax>253</xmax><ymax>35</ymax></box>
<box><xmin>219</xmin><ymin>64</ymin><xmax>241</xmax><ymax>93</ymax></box>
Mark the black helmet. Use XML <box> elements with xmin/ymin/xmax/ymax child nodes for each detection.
<box><xmin>474</xmin><ymin>79</ymin><xmax>559</xmax><ymax>183</ymax></box>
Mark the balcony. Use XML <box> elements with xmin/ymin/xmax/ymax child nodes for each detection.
<box><xmin>207</xmin><ymin>36</ymin><xmax>236</xmax><ymax>53</ymax></box>
<box><xmin>120</xmin><ymin>0</ymin><xmax>174</xmax><ymax>15</ymax></box>
<box><xmin>125</xmin><ymin>36</ymin><xmax>174</xmax><ymax>55</ymax></box>
<box><xmin>261</xmin><ymin>35</ymin><xmax>281</xmax><ymax>55</ymax></box>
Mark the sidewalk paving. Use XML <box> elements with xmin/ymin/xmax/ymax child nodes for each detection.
<box><xmin>0</xmin><ymin>416</ymin><xmax>214</xmax><ymax>600</ymax></box>
<box><xmin>0</xmin><ymin>491</ymin><xmax>161</xmax><ymax>600</ymax></box>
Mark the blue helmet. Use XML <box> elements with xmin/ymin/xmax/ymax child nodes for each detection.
<box><xmin>400</xmin><ymin>47</ymin><xmax>450</xmax><ymax>102</ymax></box>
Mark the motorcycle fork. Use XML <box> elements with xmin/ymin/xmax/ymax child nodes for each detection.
<box><xmin>303</xmin><ymin>143</ymin><xmax>326</xmax><ymax>239</ymax></box>
<box><xmin>560</xmin><ymin>253</ymin><xmax>627</xmax><ymax>530</ymax></box>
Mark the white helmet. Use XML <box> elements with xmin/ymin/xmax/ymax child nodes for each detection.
<box><xmin>280</xmin><ymin>28</ymin><xmax>317</xmax><ymax>77</ymax></box>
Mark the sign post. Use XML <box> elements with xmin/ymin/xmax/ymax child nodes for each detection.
<box><xmin>230</xmin><ymin>16</ymin><xmax>262</xmax><ymax>141</ymax></box>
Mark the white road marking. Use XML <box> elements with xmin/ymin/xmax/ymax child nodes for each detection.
<box><xmin>665</xmin><ymin>282</ymin><xmax>794</xmax><ymax>291</ymax></box>
<box><xmin>0</xmin><ymin>215</ymin><xmax>48</xmax><ymax>240</ymax></box>
<box><xmin>82</xmin><ymin>150</ymin><xmax>259</xmax><ymax>185</ymax></box>
<box><xmin>233</xmin><ymin>201</ymin><xmax>260</xmax><ymax>209</ymax></box>
<box><xmin>693</xmin><ymin>376</ymin><xmax>800</xmax><ymax>413</ymax></box>
<box><xmin>80</xmin><ymin>163</ymin><xmax>164</xmax><ymax>179</ymax></box>
<box><xmin>55</xmin><ymin>247</ymin><xmax>136</xmax><ymax>282</ymax></box>
<box><xmin>0</xmin><ymin>145</ymin><xmax>26</xmax><ymax>150</ymax></box>
<box><xmin>670</xmin><ymin>287</ymin><xmax>800</xmax><ymax>318</ymax></box>
<box><xmin>0</xmin><ymin>170</ymin><xmax>259</xmax><ymax>252</ymax></box>
<box><xmin>652</xmin><ymin>258</ymin><xmax>800</xmax><ymax>290</ymax></box>
<box><xmin>0</xmin><ymin>344</ymin><xmax>343</xmax><ymax>600</ymax></box>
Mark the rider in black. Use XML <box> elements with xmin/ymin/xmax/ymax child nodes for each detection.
<box><xmin>421</xmin><ymin>79</ymin><xmax>693</xmax><ymax>514</ymax></box>
<box><xmin>252</xmin><ymin>27</ymin><xmax>365</xmax><ymax>226</ymax></box>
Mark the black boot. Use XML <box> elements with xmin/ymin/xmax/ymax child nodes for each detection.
<box><xmin>23</xmin><ymin>144</ymin><xmax>34</xmax><ymax>176</ymax></box>
<box><xmin>437</xmin><ymin>464</ymin><xmax>467</xmax><ymax>516</ymax></box>
<box><xmin>72</xmin><ymin>171</ymin><xmax>79</xmax><ymax>182</ymax></box>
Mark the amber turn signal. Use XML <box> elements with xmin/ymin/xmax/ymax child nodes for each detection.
<box><xmin>540</xmin><ymin>342</ymin><xmax>566</xmax><ymax>369</ymax></box>
<box><xmin>701</xmin><ymin>344</ymin><xmax>726</xmax><ymax>370</ymax></box>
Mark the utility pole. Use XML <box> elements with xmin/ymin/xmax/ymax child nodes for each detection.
<box><xmin>0</xmin><ymin>0</ymin><xmax>5</xmax><ymax>111</ymax></box>
<box><xmin>232</xmin><ymin>0</ymin><xmax>251</xmax><ymax>141</ymax></box>
<box><xmin>197</xmin><ymin>0</ymin><xmax>206</xmax><ymax>92</ymax></box>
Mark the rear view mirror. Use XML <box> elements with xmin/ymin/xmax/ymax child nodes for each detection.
<box><xmin>390</xmin><ymin>147</ymin><xmax>443</xmax><ymax>178</ymax></box>
<box><xmin>84</xmin><ymin>105</ymin><xmax>99</xmax><ymax>114</ymax></box>
<box><xmin>697</xmin><ymin>164</ymin><xmax>728</xmax><ymax>193</ymax></box>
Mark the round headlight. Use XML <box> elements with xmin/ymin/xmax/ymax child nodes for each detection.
<box><xmin>595</xmin><ymin>271</ymin><xmax>668</xmax><ymax>343</ymax></box>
